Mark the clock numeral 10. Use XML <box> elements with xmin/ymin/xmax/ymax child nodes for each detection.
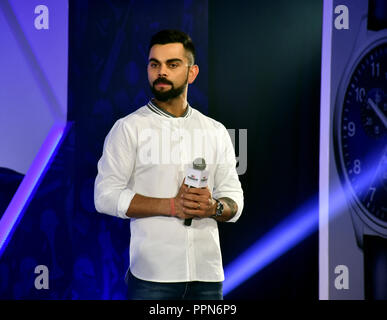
<box><xmin>371</xmin><ymin>62</ymin><xmax>380</xmax><ymax>78</ymax></box>
<box><xmin>355</xmin><ymin>87</ymin><xmax>366</xmax><ymax>102</ymax></box>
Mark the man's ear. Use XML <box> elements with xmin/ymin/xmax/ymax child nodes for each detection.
<box><xmin>188</xmin><ymin>65</ymin><xmax>199</xmax><ymax>84</ymax></box>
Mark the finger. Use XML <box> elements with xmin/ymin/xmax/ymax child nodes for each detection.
<box><xmin>187</xmin><ymin>187</ymin><xmax>208</xmax><ymax>195</ymax></box>
<box><xmin>186</xmin><ymin>188</ymin><xmax>211</xmax><ymax>198</ymax></box>
<box><xmin>183</xmin><ymin>207</ymin><xmax>203</xmax><ymax>216</ymax></box>
<box><xmin>182</xmin><ymin>193</ymin><xmax>207</xmax><ymax>202</ymax></box>
<box><xmin>181</xmin><ymin>199</ymin><xmax>201</xmax><ymax>209</ymax></box>
<box><xmin>181</xmin><ymin>211</ymin><xmax>195</xmax><ymax>219</ymax></box>
<box><xmin>183</xmin><ymin>199</ymin><xmax>209</xmax><ymax>213</ymax></box>
<box><xmin>187</xmin><ymin>189</ymin><xmax>206</xmax><ymax>196</ymax></box>
<box><xmin>180</xmin><ymin>186</ymin><xmax>189</xmax><ymax>197</ymax></box>
<box><xmin>183</xmin><ymin>207</ymin><xmax>211</xmax><ymax>218</ymax></box>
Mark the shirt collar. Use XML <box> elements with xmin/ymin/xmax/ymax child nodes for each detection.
<box><xmin>147</xmin><ymin>99</ymin><xmax>192</xmax><ymax>118</ymax></box>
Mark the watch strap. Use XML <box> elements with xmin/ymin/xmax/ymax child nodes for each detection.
<box><xmin>363</xmin><ymin>235</ymin><xmax>387</xmax><ymax>300</ymax></box>
<box><xmin>368</xmin><ymin>0</ymin><xmax>387</xmax><ymax>31</ymax></box>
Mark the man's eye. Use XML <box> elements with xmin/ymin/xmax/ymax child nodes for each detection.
<box><xmin>168</xmin><ymin>63</ymin><xmax>178</xmax><ymax>69</ymax></box>
<box><xmin>150</xmin><ymin>63</ymin><xmax>158</xmax><ymax>68</ymax></box>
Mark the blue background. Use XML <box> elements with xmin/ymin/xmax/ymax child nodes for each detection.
<box><xmin>0</xmin><ymin>0</ymin><xmax>322</xmax><ymax>299</ymax></box>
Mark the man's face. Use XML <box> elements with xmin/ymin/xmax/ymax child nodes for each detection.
<box><xmin>147</xmin><ymin>43</ymin><xmax>197</xmax><ymax>102</ymax></box>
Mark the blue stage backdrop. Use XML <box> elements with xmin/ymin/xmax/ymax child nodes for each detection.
<box><xmin>0</xmin><ymin>0</ymin><xmax>322</xmax><ymax>300</ymax></box>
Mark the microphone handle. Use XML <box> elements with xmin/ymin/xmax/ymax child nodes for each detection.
<box><xmin>184</xmin><ymin>185</ymin><xmax>193</xmax><ymax>226</ymax></box>
<box><xmin>184</xmin><ymin>218</ymin><xmax>193</xmax><ymax>226</ymax></box>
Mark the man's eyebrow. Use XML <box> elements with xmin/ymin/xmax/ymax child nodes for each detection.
<box><xmin>166</xmin><ymin>58</ymin><xmax>183</xmax><ymax>63</ymax></box>
<box><xmin>148</xmin><ymin>58</ymin><xmax>184</xmax><ymax>63</ymax></box>
<box><xmin>148</xmin><ymin>58</ymin><xmax>160</xmax><ymax>63</ymax></box>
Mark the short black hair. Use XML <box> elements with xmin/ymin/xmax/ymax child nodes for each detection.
<box><xmin>148</xmin><ymin>29</ymin><xmax>195</xmax><ymax>65</ymax></box>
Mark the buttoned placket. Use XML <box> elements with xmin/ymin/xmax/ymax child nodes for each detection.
<box><xmin>176</xmin><ymin>117</ymin><xmax>196</xmax><ymax>281</ymax></box>
<box><xmin>151</xmin><ymin>102</ymin><xmax>197</xmax><ymax>281</ymax></box>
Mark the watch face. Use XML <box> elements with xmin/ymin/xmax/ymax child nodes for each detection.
<box><xmin>216</xmin><ymin>200</ymin><xmax>223</xmax><ymax>216</ymax></box>
<box><xmin>334</xmin><ymin>42</ymin><xmax>387</xmax><ymax>225</ymax></box>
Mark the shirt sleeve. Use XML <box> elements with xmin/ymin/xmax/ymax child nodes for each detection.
<box><xmin>94</xmin><ymin>119</ymin><xmax>137</xmax><ymax>219</ymax></box>
<box><xmin>212</xmin><ymin>125</ymin><xmax>244</xmax><ymax>223</ymax></box>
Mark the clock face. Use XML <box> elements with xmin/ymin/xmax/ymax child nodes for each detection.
<box><xmin>335</xmin><ymin>42</ymin><xmax>387</xmax><ymax>225</ymax></box>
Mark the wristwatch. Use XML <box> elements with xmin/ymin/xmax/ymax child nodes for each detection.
<box><xmin>333</xmin><ymin>0</ymin><xmax>387</xmax><ymax>300</ymax></box>
<box><xmin>212</xmin><ymin>199</ymin><xmax>224</xmax><ymax>219</ymax></box>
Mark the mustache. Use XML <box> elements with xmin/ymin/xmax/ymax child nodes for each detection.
<box><xmin>153</xmin><ymin>78</ymin><xmax>173</xmax><ymax>86</ymax></box>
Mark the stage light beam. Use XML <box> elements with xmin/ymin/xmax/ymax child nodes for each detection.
<box><xmin>0</xmin><ymin>122</ymin><xmax>68</xmax><ymax>258</ymax></box>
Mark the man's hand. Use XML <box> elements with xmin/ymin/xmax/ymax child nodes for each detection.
<box><xmin>180</xmin><ymin>186</ymin><xmax>216</xmax><ymax>218</ymax></box>
<box><xmin>173</xmin><ymin>179</ymin><xmax>196</xmax><ymax>220</ymax></box>
<box><xmin>172</xmin><ymin>180</ymin><xmax>238</xmax><ymax>222</ymax></box>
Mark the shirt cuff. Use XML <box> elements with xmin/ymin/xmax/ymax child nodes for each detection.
<box><xmin>117</xmin><ymin>188</ymin><xmax>136</xmax><ymax>219</ymax></box>
<box><xmin>227</xmin><ymin>197</ymin><xmax>243</xmax><ymax>223</ymax></box>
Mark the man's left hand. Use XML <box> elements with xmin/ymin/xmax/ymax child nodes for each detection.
<box><xmin>180</xmin><ymin>186</ymin><xmax>216</xmax><ymax>218</ymax></box>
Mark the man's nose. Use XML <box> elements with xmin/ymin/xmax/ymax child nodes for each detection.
<box><xmin>158</xmin><ymin>63</ymin><xmax>168</xmax><ymax>77</ymax></box>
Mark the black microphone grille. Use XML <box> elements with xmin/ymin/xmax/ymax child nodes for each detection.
<box><xmin>193</xmin><ymin>158</ymin><xmax>206</xmax><ymax>170</ymax></box>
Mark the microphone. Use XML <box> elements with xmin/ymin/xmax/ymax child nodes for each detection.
<box><xmin>184</xmin><ymin>158</ymin><xmax>209</xmax><ymax>226</ymax></box>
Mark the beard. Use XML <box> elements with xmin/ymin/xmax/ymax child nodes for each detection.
<box><xmin>151</xmin><ymin>75</ymin><xmax>188</xmax><ymax>102</ymax></box>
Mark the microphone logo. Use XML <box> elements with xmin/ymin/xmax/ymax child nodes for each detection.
<box><xmin>187</xmin><ymin>174</ymin><xmax>198</xmax><ymax>182</ymax></box>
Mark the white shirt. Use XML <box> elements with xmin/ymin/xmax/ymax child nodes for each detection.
<box><xmin>94</xmin><ymin>100</ymin><xmax>244</xmax><ymax>282</ymax></box>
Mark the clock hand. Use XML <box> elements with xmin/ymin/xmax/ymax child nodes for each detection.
<box><xmin>367</xmin><ymin>98</ymin><xmax>387</xmax><ymax>129</ymax></box>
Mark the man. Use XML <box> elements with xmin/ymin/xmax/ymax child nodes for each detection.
<box><xmin>94</xmin><ymin>29</ymin><xmax>244</xmax><ymax>300</ymax></box>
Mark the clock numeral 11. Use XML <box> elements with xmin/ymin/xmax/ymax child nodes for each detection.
<box><xmin>371</xmin><ymin>62</ymin><xmax>380</xmax><ymax>78</ymax></box>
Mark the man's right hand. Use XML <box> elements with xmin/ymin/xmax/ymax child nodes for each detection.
<box><xmin>173</xmin><ymin>179</ymin><xmax>195</xmax><ymax>220</ymax></box>
<box><xmin>125</xmin><ymin>178</ymin><xmax>197</xmax><ymax>219</ymax></box>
